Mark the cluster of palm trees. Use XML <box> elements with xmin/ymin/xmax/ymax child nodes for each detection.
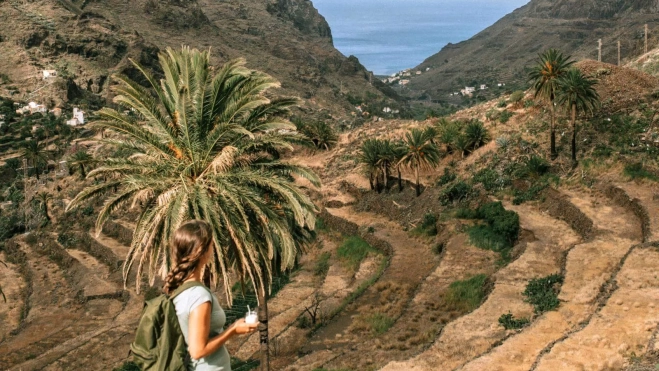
<box><xmin>66</xmin><ymin>47</ymin><xmax>319</xmax><ymax>369</ymax></box>
<box><xmin>358</xmin><ymin>120</ymin><xmax>491</xmax><ymax>197</ymax></box>
<box><xmin>529</xmin><ymin>49</ymin><xmax>600</xmax><ymax>163</ymax></box>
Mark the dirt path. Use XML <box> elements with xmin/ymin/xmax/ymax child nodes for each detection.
<box><xmin>65</xmin><ymin>249</ymin><xmax>119</xmax><ymax>296</ymax></box>
<box><xmin>0</xmin><ymin>252</ymin><xmax>25</xmax><ymax>341</ymax></box>
<box><xmin>293</xmin><ymin>205</ymin><xmax>438</xmax><ymax>370</ymax></box>
<box><xmin>91</xmin><ymin>231</ymin><xmax>129</xmax><ymax>259</ymax></box>
<box><xmin>382</xmin><ymin>201</ymin><xmax>581</xmax><ymax>371</ymax></box>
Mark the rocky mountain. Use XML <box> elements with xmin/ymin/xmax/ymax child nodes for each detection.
<box><xmin>405</xmin><ymin>0</ymin><xmax>659</xmax><ymax>101</ymax></box>
<box><xmin>0</xmin><ymin>0</ymin><xmax>401</xmax><ymax>120</ymax></box>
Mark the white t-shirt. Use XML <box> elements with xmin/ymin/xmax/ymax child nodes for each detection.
<box><xmin>173</xmin><ymin>285</ymin><xmax>231</xmax><ymax>371</ymax></box>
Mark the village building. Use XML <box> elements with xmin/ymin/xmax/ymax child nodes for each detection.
<box><xmin>480</xmin><ymin>84</ymin><xmax>487</xmax><ymax>90</ymax></box>
<box><xmin>16</xmin><ymin>101</ymin><xmax>47</xmax><ymax>115</ymax></box>
<box><xmin>66</xmin><ymin>107</ymin><xmax>85</xmax><ymax>126</ymax></box>
<box><xmin>399</xmin><ymin>79</ymin><xmax>410</xmax><ymax>85</ymax></box>
<box><xmin>415</xmin><ymin>71</ymin><xmax>422</xmax><ymax>75</ymax></box>
<box><xmin>425</xmin><ymin>67</ymin><xmax>430</xmax><ymax>71</ymax></box>
<box><xmin>460</xmin><ymin>86</ymin><xmax>476</xmax><ymax>96</ymax></box>
<box><xmin>382</xmin><ymin>107</ymin><xmax>392</xmax><ymax>113</ymax></box>
<box><xmin>42</xmin><ymin>70</ymin><xmax>57</xmax><ymax>80</ymax></box>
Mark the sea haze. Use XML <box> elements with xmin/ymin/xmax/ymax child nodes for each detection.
<box><xmin>313</xmin><ymin>0</ymin><xmax>529</xmax><ymax>75</ymax></box>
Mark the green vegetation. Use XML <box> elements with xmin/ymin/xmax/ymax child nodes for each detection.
<box><xmin>624</xmin><ymin>162</ymin><xmax>659</xmax><ymax>181</ymax></box>
<box><xmin>314</xmin><ymin>251</ymin><xmax>331</xmax><ymax>276</ymax></box>
<box><xmin>412</xmin><ymin>212</ymin><xmax>438</xmax><ymax>237</ymax></box>
<box><xmin>66</xmin><ymin>47</ymin><xmax>318</xmax><ymax>301</ymax></box>
<box><xmin>499</xmin><ymin>110</ymin><xmax>513</xmax><ymax>124</ymax></box>
<box><xmin>556</xmin><ymin>68</ymin><xmax>600</xmax><ymax>163</ymax></box>
<box><xmin>465</xmin><ymin>202</ymin><xmax>520</xmax><ymax>261</ymax></box>
<box><xmin>358</xmin><ymin>138</ymin><xmax>406</xmax><ymax>192</ymax></box>
<box><xmin>523</xmin><ymin>274</ymin><xmax>564</xmax><ymax>314</ymax></box>
<box><xmin>112</xmin><ymin>361</ymin><xmax>140</xmax><ymax>371</ymax></box>
<box><xmin>445</xmin><ymin>274</ymin><xmax>489</xmax><ymax>312</ymax></box>
<box><xmin>337</xmin><ymin>236</ymin><xmax>378</xmax><ymax>270</ymax></box>
<box><xmin>529</xmin><ymin>48</ymin><xmax>575</xmax><ymax>159</ymax></box>
<box><xmin>498</xmin><ymin>312</ymin><xmax>530</xmax><ymax>330</ymax></box>
<box><xmin>368</xmin><ymin>313</ymin><xmax>395</xmax><ymax>334</ymax></box>
<box><xmin>439</xmin><ymin>181</ymin><xmax>473</xmax><ymax>206</ymax></box>
<box><xmin>399</xmin><ymin>127</ymin><xmax>442</xmax><ymax>196</ymax></box>
<box><xmin>437</xmin><ymin>167</ymin><xmax>457</xmax><ymax>186</ymax></box>
<box><xmin>294</xmin><ymin>120</ymin><xmax>338</xmax><ymax>151</ymax></box>
<box><xmin>509</xmin><ymin>90</ymin><xmax>525</xmax><ymax>107</ymax></box>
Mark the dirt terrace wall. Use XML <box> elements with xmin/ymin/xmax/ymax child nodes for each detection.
<box><xmin>541</xmin><ymin>188</ymin><xmax>595</xmax><ymax>240</ymax></box>
<box><xmin>3</xmin><ymin>239</ymin><xmax>33</xmax><ymax>335</ymax></box>
<box><xmin>319</xmin><ymin>209</ymin><xmax>393</xmax><ymax>256</ymax></box>
<box><xmin>102</xmin><ymin>221</ymin><xmax>133</xmax><ymax>247</ymax></box>
<box><xmin>600</xmin><ymin>184</ymin><xmax>651</xmax><ymax>243</ymax></box>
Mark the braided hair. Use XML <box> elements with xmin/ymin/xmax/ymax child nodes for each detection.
<box><xmin>163</xmin><ymin>220</ymin><xmax>213</xmax><ymax>295</ymax></box>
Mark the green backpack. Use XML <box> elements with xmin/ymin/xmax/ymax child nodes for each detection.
<box><xmin>130</xmin><ymin>281</ymin><xmax>206</xmax><ymax>371</ymax></box>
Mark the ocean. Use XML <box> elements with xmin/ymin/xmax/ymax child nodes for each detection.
<box><xmin>313</xmin><ymin>0</ymin><xmax>530</xmax><ymax>75</ymax></box>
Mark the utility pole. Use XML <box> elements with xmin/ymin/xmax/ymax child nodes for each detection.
<box><xmin>598</xmin><ymin>39</ymin><xmax>602</xmax><ymax>62</ymax></box>
<box><xmin>646</xmin><ymin>24</ymin><xmax>649</xmax><ymax>54</ymax></box>
<box><xmin>618</xmin><ymin>40</ymin><xmax>621</xmax><ymax>66</ymax></box>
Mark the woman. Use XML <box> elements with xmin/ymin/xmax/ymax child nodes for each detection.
<box><xmin>164</xmin><ymin>220</ymin><xmax>259</xmax><ymax>370</ymax></box>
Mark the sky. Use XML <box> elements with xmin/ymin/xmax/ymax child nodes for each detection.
<box><xmin>313</xmin><ymin>0</ymin><xmax>530</xmax><ymax>75</ymax></box>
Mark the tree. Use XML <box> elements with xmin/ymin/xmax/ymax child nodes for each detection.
<box><xmin>35</xmin><ymin>191</ymin><xmax>53</xmax><ymax>223</ymax></box>
<box><xmin>529</xmin><ymin>49</ymin><xmax>575</xmax><ymax>160</ymax></box>
<box><xmin>376</xmin><ymin>139</ymin><xmax>396</xmax><ymax>191</ymax></box>
<box><xmin>392</xmin><ymin>140</ymin><xmax>407</xmax><ymax>192</ymax></box>
<box><xmin>556</xmin><ymin>68</ymin><xmax>600</xmax><ymax>164</ymax></box>
<box><xmin>463</xmin><ymin>120</ymin><xmax>491</xmax><ymax>153</ymax></box>
<box><xmin>295</xmin><ymin>120</ymin><xmax>338</xmax><ymax>151</ymax></box>
<box><xmin>65</xmin><ymin>47</ymin><xmax>319</xmax><ymax>370</ymax></box>
<box><xmin>358</xmin><ymin>139</ymin><xmax>383</xmax><ymax>191</ymax></box>
<box><xmin>436</xmin><ymin>118</ymin><xmax>460</xmax><ymax>154</ymax></box>
<box><xmin>68</xmin><ymin>150</ymin><xmax>94</xmax><ymax>179</ymax></box>
<box><xmin>21</xmin><ymin>139</ymin><xmax>49</xmax><ymax>180</ymax></box>
<box><xmin>399</xmin><ymin>128</ymin><xmax>442</xmax><ymax>196</ymax></box>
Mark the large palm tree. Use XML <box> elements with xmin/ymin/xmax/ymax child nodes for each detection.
<box><xmin>68</xmin><ymin>149</ymin><xmax>94</xmax><ymax>179</ymax></box>
<box><xmin>529</xmin><ymin>49</ymin><xmax>575</xmax><ymax>160</ymax></box>
<box><xmin>358</xmin><ymin>139</ymin><xmax>383</xmax><ymax>191</ymax></box>
<box><xmin>392</xmin><ymin>140</ymin><xmax>407</xmax><ymax>192</ymax></box>
<box><xmin>377</xmin><ymin>139</ymin><xmax>396</xmax><ymax>192</ymax></box>
<box><xmin>399</xmin><ymin>128</ymin><xmax>441</xmax><ymax>196</ymax></box>
<box><xmin>65</xmin><ymin>47</ymin><xmax>319</xmax><ymax>368</ymax></box>
<box><xmin>556</xmin><ymin>68</ymin><xmax>600</xmax><ymax>164</ymax></box>
<box><xmin>21</xmin><ymin>139</ymin><xmax>49</xmax><ymax>180</ymax></box>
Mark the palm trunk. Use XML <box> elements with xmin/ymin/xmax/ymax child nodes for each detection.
<box><xmin>550</xmin><ymin>99</ymin><xmax>557</xmax><ymax>160</ymax></box>
<box><xmin>80</xmin><ymin>164</ymin><xmax>86</xmax><ymax>179</ymax></box>
<box><xmin>43</xmin><ymin>203</ymin><xmax>50</xmax><ymax>222</ymax></box>
<box><xmin>383</xmin><ymin>164</ymin><xmax>388</xmax><ymax>191</ymax></box>
<box><xmin>368</xmin><ymin>172</ymin><xmax>374</xmax><ymax>191</ymax></box>
<box><xmin>397</xmin><ymin>166</ymin><xmax>402</xmax><ymax>192</ymax></box>
<box><xmin>258</xmin><ymin>289</ymin><xmax>270</xmax><ymax>371</ymax></box>
<box><xmin>415</xmin><ymin>163</ymin><xmax>420</xmax><ymax>197</ymax></box>
<box><xmin>571</xmin><ymin>104</ymin><xmax>577</xmax><ymax>164</ymax></box>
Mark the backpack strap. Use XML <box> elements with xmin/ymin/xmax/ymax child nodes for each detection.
<box><xmin>169</xmin><ymin>280</ymin><xmax>211</xmax><ymax>300</ymax></box>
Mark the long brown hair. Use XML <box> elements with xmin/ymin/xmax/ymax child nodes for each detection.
<box><xmin>163</xmin><ymin>220</ymin><xmax>213</xmax><ymax>295</ymax></box>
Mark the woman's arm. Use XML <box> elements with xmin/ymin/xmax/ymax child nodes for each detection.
<box><xmin>187</xmin><ymin>302</ymin><xmax>259</xmax><ymax>360</ymax></box>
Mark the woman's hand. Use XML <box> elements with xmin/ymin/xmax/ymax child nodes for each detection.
<box><xmin>232</xmin><ymin>318</ymin><xmax>259</xmax><ymax>335</ymax></box>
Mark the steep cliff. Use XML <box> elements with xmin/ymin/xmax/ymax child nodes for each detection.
<box><xmin>0</xmin><ymin>0</ymin><xmax>400</xmax><ymax>118</ymax></box>
<box><xmin>406</xmin><ymin>0</ymin><xmax>659</xmax><ymax>100</ymax></box>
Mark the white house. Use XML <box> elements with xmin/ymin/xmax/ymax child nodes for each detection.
<box><xmin>67</xmin><ymin>107</ymin><xmax>85</xmax><ymax>126</ymax></box>
<box><xmin>415</xmin><ymin>71</ymin><xmax>422</xmax><ymax>75</ymax></box>
<box><xmin>425</xmin><ymin>67</ymin><xmax>430</xmax><ymax>72</ymax></box>
<box><xmin>461</xmin><ymin>86</ymin><xmax>476</xmax><ymax>96</ymax></box>
<box><xmin>382</xmin><ymin>107</ymin><xmax>392</xmax><ymax>113</ymax></box>
<box><xmin>480</xmin><ymin>84</ymin><xmax>487</xmax><ymax>90</ymax></box>
<box><xmin>399</xmin><ymin>79</ymin><xmax>410</xmax><ymax>85</ymax></box>
<box><xmin>16</xmin><ymin>102</ymin><xmax>46</xmax><ymax>115</ymax></box>
<box><xmin>42</xmin><ymin>70</ymin><xmax>57</xmax><ymax>80</ymax></box>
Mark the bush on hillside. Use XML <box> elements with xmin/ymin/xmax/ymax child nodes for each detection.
<box><xmin>523</xmin><ymin>274</ymin><xmax>563</xmax><ymax>314</ymax></box>
<box><xmin>439</xmin><ymin>181</ymin><xmax>473</xmax><ymax>206</ymax></box>
<box><xmin>509</xmin><ymin>90</ymin><xmax>525</xmax><ymax>107</ymax></box>
<box><xmin>498</xmin><ymin>312</ymin><xmax>529</xmax><ymax>330</ymax></box>
<box><xmin>499</xmin><ymin>110</ymin><xmax>513</xmax><ymax>124</ymax></box>
<box><xmin>445</xmin><ymin>274</ymin><xmax>488</xmax><ymax>312</ymax></box>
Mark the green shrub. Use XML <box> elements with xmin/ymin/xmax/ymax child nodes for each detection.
<box><xmin>454</xmin><ymin>207</ymin><xmax>480</xmax><ymax>219</ymax></box>
<box><xmin>337</xmin><ymin>236</ymin><xmax>377</xmax><ymax>270</ymax></box>
<box><xmin>477</xmin><ymin>202</ymin><xmax>519</xmax><ymax>243</ymax></box>
<box><xmin>445</xmin><ymin>274</ymin><xmax>488</xmax><ymax>312</ymax></box>
<box><xmin>464</xmin><ymin>120</ymin><xmax>491</xmax><ymax>151</ymax></box>
<box><xmin>524</xmin><ymin>155</ymin><xmax>550</xmax><ymax>177</ymax></box>
<box><xmin>523</xmin><ymin>274</ymin><xmax>563</xmax><ymax>314</ymax></box>
<box><xmin>498</xmin><ymin>312</ymin><xmax>530</xmax><ymax>330</ymax></box>
<box><xmin>439</xmin><ymin>181</ymin><xmax>473</xmax><ymax>206</ymax></box>
<box><xmin>314</xmin><ymin>252</ymin><xmax>331</xmax><ymax>277</ymax></box>
<box><xmin>497</xmin><ymin>99</ymin><xmax>507</xmax><ymax>108</ymax></box>
<box><xmin>523</xmin><ymin>99</ymin><xmax>535</xmax><ymax>108</ymax></box>
<box><xmin>413</xmin><ymin>212</ymin><xmax>438</xmax><ymax>236</ymax></box>
<box><xmin>499</xmin><ymin>110</ymin><xmax>514</xmax><ymax>124</ymax></box>
<box><xmin>468</xmin><ymin>224</ymin><xmax>510</xmax><ymax>253</ymax></box>
<box><xmin>473</xmin><ymin>168</ymin><xmax>509</xmax><ymax>192</ymax></box>
<box><xmin>624</xmin><ymin>162</ymin><xmax>659</xmax><ymax>181</ymax></box>
<box><xmin>57</xmin><ymin>232</ymin><xmax>77</xmax><ymax>248</ymax></box>
<box><xmin>437</xmin><ymin>167</ymin><xmax>457</xmax><ymax>186</ymax></box>
<box><xmin>512</xmin><ymin>177</ymin><xmax>551</xmax><ymax>205</ymax></box>
<box><xmin>510</xmin><ymin>90</ymin><xmax>525</xmax><ymax>106</ymax></box>
<box><xmin>368</xmin><ymin>313</ymin><xmax>395</xmax><ymax>334</ymax></box>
